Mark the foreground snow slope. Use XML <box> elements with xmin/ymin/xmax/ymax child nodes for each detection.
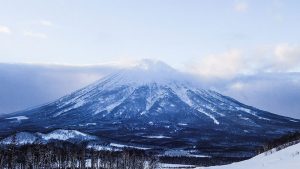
<box><xmin>199</xmin><ymin>142</ymin><xmax>300</xmax><ymax>169</ymax></box>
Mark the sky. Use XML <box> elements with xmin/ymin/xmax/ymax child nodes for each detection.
<box><xmin>0</xmin><ymin>0</ymin><xmax>300</xmax><ymax>118</ymax></box>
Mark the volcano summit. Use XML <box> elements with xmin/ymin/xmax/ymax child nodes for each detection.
<box><xmin>0</xmin><ymin>60</ymin><xmax>299</xmax><ymax>158</ymax></box>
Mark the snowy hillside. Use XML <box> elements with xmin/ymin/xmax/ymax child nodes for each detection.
<box><xmin>0</xmin><ymin>129</ymin><xmax>97</xmax><ymax>145</ymax></box>
<box><xmin>199</xmin><ymin>142</ymin><xmax>300</xmax><ymax>169</ymax></box>
<box><xmin>0</xmin><ymin>132</ymin><xmax>38</xmax><ymax>145</ymax></box>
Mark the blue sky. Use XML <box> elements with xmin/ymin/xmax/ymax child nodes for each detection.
<box><xmin>0</xmin><ymin>0</ymin><xmax>300</xmax><ymax>118</ymax></box>
<box><xmin>1</xmin><ymin>0</ymin><xmax>300</xmax><ymax>72</ymax></box>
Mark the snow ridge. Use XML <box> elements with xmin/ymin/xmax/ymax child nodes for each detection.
<box><xmin>201</xmin><ymin>142</ymin><xmax>300</xmax><ymax>169</ymax></box>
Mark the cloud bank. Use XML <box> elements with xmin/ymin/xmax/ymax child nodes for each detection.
<box><xmin>188</xmin><ymin>43</ymin><xmax>300</xmax><ymax>79</ymax></box>
<box><xmin>214</xmin><ymin>73</ymin><xmax>300</xmax><ymax>119</ymax></box>
<box><xmin>0</xmin><ymin>63</ymin><xmax>116</xmax><ymax>115</ymax></box>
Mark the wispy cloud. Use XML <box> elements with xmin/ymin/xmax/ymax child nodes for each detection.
<box><xmin>234</xmin><ymin>1</ymin><xmax>248</xmax><ymax>12</ymax></box>
<box><xmin>39</xmin><ymin>20</ymin><xmax>53</xmax><ymax>27</ymax></box>
<box><xmin>0</xmin><ymin>25</ymin><xmax>12</xmax><ymax>34</ymax></box>
<box><xmin>23</xmin><ymin>31</ymin><xmax>48</xmax><ymax>39</ymax></box>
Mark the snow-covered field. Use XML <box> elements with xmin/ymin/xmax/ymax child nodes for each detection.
<box><xmin>109</xmin><ymin>143</ymin><xmax>151</xmax><ymax>150</ymax></box>
<box><xmin>198</xmin><ymin>142</ymin><xmax>300</xmax><ymax>169</ymax></box>
<box><xmin>158</xmin><ymin>163</ymin><xmax>196</xmax><ymax>168</ymax></box>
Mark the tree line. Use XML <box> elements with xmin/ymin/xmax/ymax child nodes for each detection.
<box><xmin>0</xmin><ymin>141</ymin><xmax>159</xmax><ymax>169</ymax></box>
<box><xmin>256</xmin><ymin>131</ymin><xmax>300</xmax><ymax>154</ymax></box>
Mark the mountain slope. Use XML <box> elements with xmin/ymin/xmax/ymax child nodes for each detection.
<box><xmin>0</xmin><ymin>60</ymin><xmax>299</xmax><ymax>158</ymax></box>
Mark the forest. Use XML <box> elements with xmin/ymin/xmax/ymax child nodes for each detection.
<box><xmin>0</xmin><ymin>141</ymin><xmax>158</xmax><ymax>169</ymax></box>
<box><xmin>257</xmin><ymin>131</ymin><xmax>300</xmax><ymax>154</ymax></box>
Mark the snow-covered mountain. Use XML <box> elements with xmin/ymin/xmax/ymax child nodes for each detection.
<box><xmin>0</xmin><ymin>60</ymin><xmax>299</xmax><ymax>157</ymax></box>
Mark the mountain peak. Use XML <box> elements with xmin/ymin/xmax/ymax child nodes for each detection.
<box><xmin>134</xmin><ymin>59</ymin><xmax>175</xmax><ymax>72</ymax></box>
<box><xmin>101</xmin><ymin>59</ymin><xmax>195</xmax><ymax>87</ymax></box>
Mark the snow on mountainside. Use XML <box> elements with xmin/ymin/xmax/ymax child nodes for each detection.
<box><xmin>0</xmin><ymin>60</ymin><xmax>299</xmax><ymax>159</ymax></box>
<box><xmin>0</xmin><ymin>130</ymin><xmax>97</xmax><ymax>145</ymax></box>
<box><xmin>199</xmin><ymin>142</ymin><xmax>300</xmax><ymax>169</ymax></box>
<box><xmin>5</xmin><ymin>116</ymin><xmax>29</xmax><ymax>121</ymax></box>
<box><xmin>38</xmin><ymin>129</ymin><xmax>97</xmax><ymax>141</ymax></box>
<box><xmin>1</xmin><ymin>132</ymin><xmax>37</xmax><ymax>145</ymax></box>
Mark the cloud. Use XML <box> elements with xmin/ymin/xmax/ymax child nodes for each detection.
<box><xmin>273</xmin><ymin>43</ymin><xmax>300</xmax><ymax>71</ymax></box>
<box><xmin>0</xmin><ymin>25</ymin><xmax>12</xmax><ymax>34</ymax></box>
<box><xmin>234</xmin><ymin>1</ymin><xmax>248</xmax><ymax>12</ymax></box>
<box><xmin>250</xmin><ymin>43</ymin><xmax>300</xmax><ymax>72</ymax></box>
<box><xmin>0</xmin><ymin>63</ymin><xmax>117</xmax><ymax>115</ymax></box>
<box><xmin>217</xmin><ymin>73</ymin><xmax>300</xmax><ymax>119</ymax></box>
<box><xmin>39</xmin><ymin>20</ymin><xmax>53</xmax><ymax>27</ymax></box>
<box><xmin>23</xmin><ymin>31</ymin><xmax>48</xmax><ymax>39</ymax></box>
<box><xmin>187</xmin><ymin>43</ymin><xmax>300</xmax><ymax>79</ymax></box>
<box><xmin>188</xmin><ymin>49</ymin><xmax>245</xmax><ymax>79</ymax></box>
